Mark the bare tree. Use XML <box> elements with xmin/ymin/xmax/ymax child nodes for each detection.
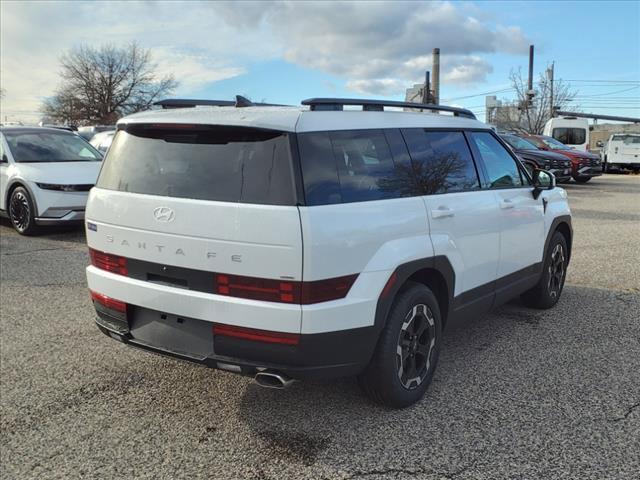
<box><xmin>495</xmin><ymin>68</ymin><xmax>578</xmax><ymax>134</ymax></box>
<box><xmin>42</xmin><ymin>43</ymin><xmax>177</xmax><ymax>125</ymax></box>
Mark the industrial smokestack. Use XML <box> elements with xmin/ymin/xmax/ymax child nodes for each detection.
<box><xmin>432</xmin><ymin>48</ymin><xmax>440</xmax><ymax>105</ymax></box>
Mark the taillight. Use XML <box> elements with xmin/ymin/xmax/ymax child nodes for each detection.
<box><xmin>213</xmin><ymin>324</ymin><xmax>300</xmax><ymax>346</ymax></box>
<box><xmin>216</xmin><ymin>274</ymin><xmax>301</xmax><ymax>303</ymax></box>
<box><xmin>301</xmin><ymin>274</ymin><xmax>359</xmax><ymax>304</ymax></box>
<box><xmin>90</xmin><ymin>290</ymin><xmax>127</xmax><ymax>313</ymax></box>
<box><xmin>89</xmin><ymin>248</ymin><xmax>128</xmax><ymax>275</ymax></box>
<box><xmin>215</xmin><ymin>273</ymin><xmax>358</xmax><ymax>304</ymax></box>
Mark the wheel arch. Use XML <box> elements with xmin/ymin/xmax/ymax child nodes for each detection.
<box><xmin>374</xmin><ymin>256</ymin><xmax>455</xmax><ymax>334</ymax></box>
<box><xmin>545</xmin><ymin>215</ymin><xmax>573</xmax><ymax>262</ymax></box>
<box><xmin>6</xmin><ymin>179</ymin><xmax>39</xmax><ymax>216</ymax></box>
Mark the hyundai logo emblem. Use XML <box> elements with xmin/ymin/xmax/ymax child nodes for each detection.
<box><xmin>153</xmin><ymin>206</ymin><xmax>175</xmax><ymax>222</ymax></box>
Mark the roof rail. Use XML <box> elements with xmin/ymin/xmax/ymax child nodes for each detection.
<box><xmin>153</xmin><ymin>96</ymin><xmax>289</xmax><ymax>109</ymax></box>
<box><xmin>153</xmin><ymin>99</ymin><xmax>236</xmax><ymax>109</ymax></box>
<box><xmin>301</xmin><ymin>98</ymin><xmax>476</xmax><ymax>119</ymax></box>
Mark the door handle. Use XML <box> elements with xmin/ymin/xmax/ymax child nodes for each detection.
<box><xmin>431</xmin><ymin>206</ymin><xmax>454</xmax><ymax>219</ymax></box>
<box><xmin>500</xmin><ymin>199</ymin><xmax>515</xmax><ymax>209</ymax></box>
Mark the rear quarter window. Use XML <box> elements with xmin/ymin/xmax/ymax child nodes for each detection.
<box><xmin>97</xmin><ymin>126</ymin><xmax>297</xmax><ymax>205</ymax></box>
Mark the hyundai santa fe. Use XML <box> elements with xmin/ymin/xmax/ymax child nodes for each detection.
<box><xmin>85</xmin><ymin>97</ymin><xmax>572</xmax><ymax>408</ymax></box>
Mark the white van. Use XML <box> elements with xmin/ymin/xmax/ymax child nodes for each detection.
<box><xmin>543</xmin><ymin>116</ymin><xmax>589</xmax><ymax>152</ymax></box>
<box><xmin>602</xmin><ymin>133</ymin><xmax>640</xmax><ymax>172</ymax></box>
<box><xmin>85</xmin><ymin>97</ymin><xmax>572</xmax><ymax>408</ymax></box>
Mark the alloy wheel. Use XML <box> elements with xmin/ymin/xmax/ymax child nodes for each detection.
<box><xmin>9</xmin><ymin>191</ymin><xmax>31</xmax><ymax>233</ymax></box>
<box><xmin>547</xmin><ymin>243</ymin><xmax>565</xmax><ymax>298</ymax></box>
<box><xmin>396</xmin><ymin>304</ymin><xmax>436</xmax><ymax>390</ymax></box>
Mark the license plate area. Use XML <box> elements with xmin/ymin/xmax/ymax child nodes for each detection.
<box><xmin>129</xmin><ymin>307</ymin><xmax>214</xmax><ymax>360</ymax></box>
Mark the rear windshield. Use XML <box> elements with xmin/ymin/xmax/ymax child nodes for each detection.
<box><xmin>96</xmin><ymin>125</ymin><xmax>297</xmax><ymax>205</ymax></box>
<box><xmin>3</xmin><ymin>130</ymin><xmax>102</xmax><ymax>162</ymax></box>
<box><xmin>552</xmin><ymin>128</ymin><xmax>586</xmax><ymax>146</ymax></box>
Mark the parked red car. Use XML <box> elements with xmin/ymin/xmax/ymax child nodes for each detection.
<box><xmin>522</xmin><ymin>134</ymin><xmax>602</xmax><ymax>183</ymax></box>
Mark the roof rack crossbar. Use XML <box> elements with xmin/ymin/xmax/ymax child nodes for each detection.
<box><xmin>153</xmin><ymin>96</ymin><xmax>289</xmax><ymax>109</ymax></box>
<box><xmin>301</xmin><ymin>98</ymin><xmax>476</xmax><ymax>119</ymax></box>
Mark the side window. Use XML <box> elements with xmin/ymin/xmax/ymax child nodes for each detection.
<box><xmin>298</xmin><ymin>129</ymin><xmax>416</xmax><ymax>205</ymax></box>
<box><xmin>401</xmin><ymin>129</ymin><xmax>480</xmax><ymax>195</ymax></box>
<box><xmin>469</xmin><ymin>132</ymin><xmax>524</xmax><ymax>188</ymax></box>
<box><xmin>329</xmin><ymin>129</ymin><xmax>400</xmax><ymax>203</ymax></box>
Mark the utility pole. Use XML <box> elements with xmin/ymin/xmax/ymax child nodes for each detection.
<box><xmin>432</xmin><ymin>48</ymin><xmax>440</xmax><ymax>105</ymax></box>
<box><xmin>548</xmin><ymin>62</ymin><xmax>555</xmax><ymax>119</ymax></box>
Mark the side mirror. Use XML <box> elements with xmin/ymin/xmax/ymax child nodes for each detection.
<box><xmin>532</xmin><ymin>169</ymin><xmax>555</xmax><ymax>200</ymax></box>
<box><xmin>0</xmin><ymin>153</ymin><xmax>8</xmax><ymax>164</ymax></box>
<box><xmin>596</xmin><ymin>141</ymin><xmax>604</xmax><ymax>148</ymax></box>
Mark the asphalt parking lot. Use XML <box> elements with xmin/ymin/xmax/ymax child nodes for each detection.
<box><xmin>1</xmin><ymin>174</ymin><xmax>639</xmax><ymax>480</ymax></box>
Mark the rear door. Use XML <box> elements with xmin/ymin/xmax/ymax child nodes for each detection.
<box><xmin>87</xmin><ymin>124</ymin><xmax>303</xmax><ymax>292</ymax></box>
<box><xmin>466</xmin><ymin>131</ymin><xmax>545</xmax><ymax>280</ymax></box>
<box><xmin>401</xmin><ymin>129</ymin><xmax>501</xmax><ymax>303</ymax></box>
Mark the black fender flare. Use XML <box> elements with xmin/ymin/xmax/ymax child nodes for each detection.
<box><xmin>543</xmin><ymin>215</ymin><xmax>573</xmax><ymax>262</ymax></box>
<box><xmin>372</xmin><ymin>255</ymin><xmax>455</xmax><ymax>335</ymax></box>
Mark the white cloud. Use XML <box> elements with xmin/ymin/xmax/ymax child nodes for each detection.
<box><xmin>214</xmin><ymin>0</ymin><xmax>529</xmax><ymax>95</ymax></box>
<box><xmin>0</xmin><ymin>0</ymin><xmax>530</xmax><ymax>122</ymax></box>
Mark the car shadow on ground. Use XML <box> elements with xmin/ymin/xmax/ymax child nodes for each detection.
<box><xmin>230</xmin><ymin>284</ymin><xmax>638</xmax><ymax>473</ymax></box>
<box><xmin>0</xmin><ymin>217</ymin><xmax>86</xmax><ymax>243</ymax></box>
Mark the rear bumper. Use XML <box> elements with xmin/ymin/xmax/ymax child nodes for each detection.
<box><xmin>608</xmin><ymin>162</ymin><xmax>640</xmax><ymax>169</ymax></box>
<box><xmin>94</xmin><ymin>307</ymin><xmax>377</xmax><ymax>380</ymax></box>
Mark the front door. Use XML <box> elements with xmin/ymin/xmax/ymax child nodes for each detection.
<box><xmin>466</xmin><ymin>131</ymin><xmax>545</xmax><ymax>280</ymax></box>
<box><xmin>401</xmin><ymin>129</ymin><xmax>501</xmax><ymax>302</ymax></box>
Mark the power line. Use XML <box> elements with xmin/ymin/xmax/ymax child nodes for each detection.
<box><xmin>573</xmin><ymin>86</ymin><xmax>639</xmax><ymax>97</ymax></box>
<box><xmin>561</xmin><ymin>79</ymin><xmax>640</xmax><ymax>83</ymax></box>
<box><xmin>442</xmin><ymin>87</ymin><xmax>515</xmax><ymax>102</ymax></box>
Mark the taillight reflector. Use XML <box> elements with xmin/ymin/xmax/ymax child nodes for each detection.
<box><xmin>89</xmin><ymin>248</ymin><xmax>128</xmax><ymax>276</ymax></box>
<box><xmin>90</xmin><ymin>290</ymin><xmax>127</xmax><ymax>313</ymax></box>
<box><xmin>215</xmin><ymin>273</ymin><xmax>358</xmax><ymax>304</ymax></box>
<box><xmin>213</xmin><ymin>324</ymin><xmax>300</xmax><ymax>346</ymax></box>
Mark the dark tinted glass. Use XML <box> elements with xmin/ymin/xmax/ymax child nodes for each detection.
<box><xmin>552</xmin><ymin>128</ymin><xmax>586</xmax><ymax>145</ymax></box>
<box><xmin>469</xmin><ymin>132</ymin><xmax>524</xmax><ymax>188</ymax></box>
<box><xmin>329</xmin><ymin>129</ymin><xmax>401</xmax><ymax>203</ymax></box>
<box><xmin>97</xmin><ymin>126</ymin><xmax>296</xmax><ymax>205</ymax></box>
<box><xmin>4</xmin><ymin>130</ymin><xmax>102</xmax><ymax>162</ymax></box>
<box><xmin>401</xmin><ymin>130</ymin><xmax>479</xmax><ymax>194</ymax></box>
<box><xmin>297</xmin><ymin>132</ymin><xmax>341</xmax><ymax>205</ymax></box>
<box><xmin>298</xmin><ymin>129</ymin><xmax>414</xmax><ymax>205</ymax></box>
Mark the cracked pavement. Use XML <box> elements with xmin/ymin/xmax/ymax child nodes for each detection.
<box><xmin>1</xmin><ymin>174</ymin><xmax>639</xmax><ymax>479</ymax></box>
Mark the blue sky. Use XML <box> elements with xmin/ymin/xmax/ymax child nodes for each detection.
<box><xmin>1</xmin><ymin>1</ymin><xmax>638</xmax><ymax>123</ymax></box>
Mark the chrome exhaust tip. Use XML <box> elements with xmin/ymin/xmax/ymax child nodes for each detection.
<box><xmin>254</xmin><ymin>370</ymin><xmax>295</xmax><ymax>389</ymax></box>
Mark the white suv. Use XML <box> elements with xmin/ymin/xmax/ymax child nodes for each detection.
<box><xmin>85</xmin><ymin>97</ymin><xmax>572</xmax><ymax>408</ymax></box>
<box><xmin>1</xmin><ymin>127</ymin><xmax>103</xmax><ymax>234</ymax></box>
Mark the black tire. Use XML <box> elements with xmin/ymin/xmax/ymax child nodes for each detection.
<box><xmin>358</xmin><ymin>282</ymin><xmax>442</xmax><ymax>408</ymax></box>
<box><xmin>521</xmin><ymin>231</ymin><xmax>568</xmax><ymax>309</ymax></box>
<box><xmin>574</xmin><ymin>176</ymin><xmax>591</xmax><ymax>183</ymax></box>
<box><xmin>8</xmin><ymin>186</ymin><xmax>38</xmax><ymax>235</ymax></box>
